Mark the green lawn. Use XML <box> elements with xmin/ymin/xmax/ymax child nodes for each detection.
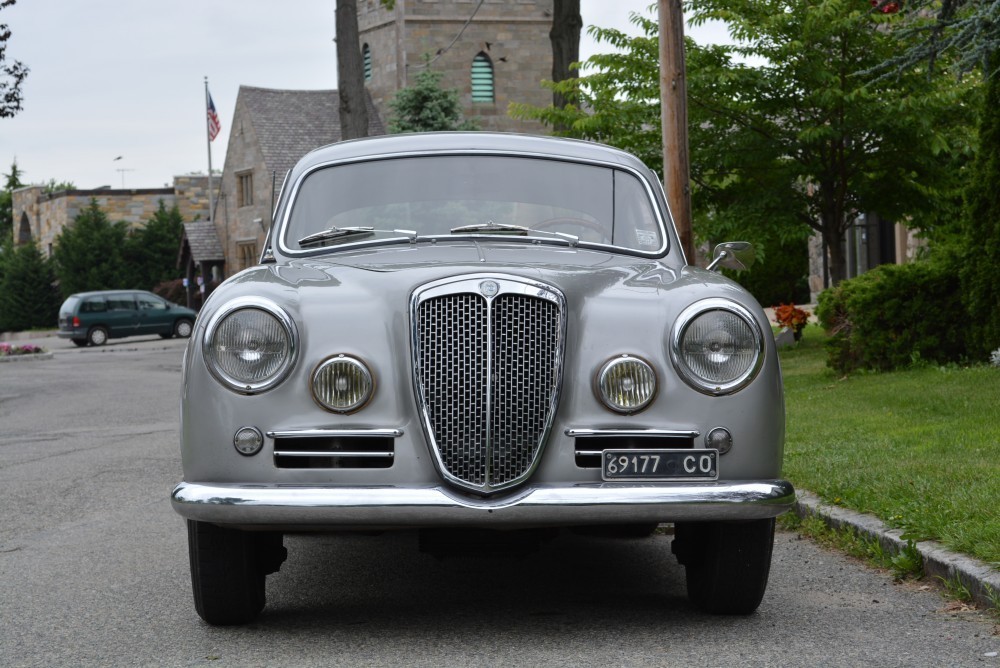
<box><xmin>778</xmin><ymin>325</ymin><xmax>1000</xmax><ymax>568</ymax></box>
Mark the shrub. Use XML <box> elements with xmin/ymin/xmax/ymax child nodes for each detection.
<box><xmin>816</xmin><ymin>261</ymin><xmax>965</xmax><ymax>374</ymax></box>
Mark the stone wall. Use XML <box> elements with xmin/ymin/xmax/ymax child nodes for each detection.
<box><xmin>214</xmin><ymin>95</ymin><xmax>269</xmax><ymax>276</ymax></box>
<box><xmin>11</xmin><ymin>177</ymin><xmax>214</xmax><ymax>257</ymax></box>
<box><xmin>359</xmin><ymin>0</ymin><xmax>553</xmax><ymax>133</ymax></box>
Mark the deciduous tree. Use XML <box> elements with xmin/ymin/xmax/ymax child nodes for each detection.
<box><xmin>0</xmin><ymin>0</ymin><xmax>28</xmax><ymax>119</ymax></box>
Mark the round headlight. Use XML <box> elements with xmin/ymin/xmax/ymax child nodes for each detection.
<box><xmin>203</xmin><ymin>297</ymin><xmax>298</xmax><ymax>394</ymax></box>
<box><xmin>312</xmin><ymin>354</ymin><xmax>374</xmax><ymax>413</ymax></box>
<box><xmin>597</xmin><ymin>354</ymin><xmax>657</xmax><ymax>413</ymax></box>
<box><xmin>671</xmin><ymin>299</ymin><xmax>764</xmax><ymax>395</ymax></box>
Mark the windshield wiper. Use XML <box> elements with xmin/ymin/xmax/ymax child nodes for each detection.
<box><xmin>297</xmin><ymin>226</ymin><xmax>417</xmax><ymax>247</ymax></box>
<box><xmin>450</xmin><ymin>221</ymin><xmax>579</xmax><ymax>244</ymax></box>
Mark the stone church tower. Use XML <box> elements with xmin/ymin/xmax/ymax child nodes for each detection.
<box><xmin>357</xmin><ymin>0</ymin><xmax>554</xmax><ymax>133</ymax></box>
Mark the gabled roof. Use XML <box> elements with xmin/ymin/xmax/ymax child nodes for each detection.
<box><xmin>181</xmin><ymin>221</ymin><xmax>225</xmax><ymax>264</ymax></box>
<box><xmin>238</xmin><ymin>86</ymin><xmax>386</xmax><ymax>179</ymax></box>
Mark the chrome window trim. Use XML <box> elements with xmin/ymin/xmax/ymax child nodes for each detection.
<box><xmin>201</xmin><ymin>296</ymin><xmax>299</xmax><ymax>395</ymax></box>
<box><xmin>273</xmin><ymin>149</ymin><xmax>671</xmax><ymax>260</ymax></box>
<box><xmin>411</xmin><ymin>273</ymin><xmax>567</xmax><ymax>495</ymax></box>
<box><xmin>669</xmin><ymin>298</ymin><xmax>765</xmax><ymax>396</ymax></box>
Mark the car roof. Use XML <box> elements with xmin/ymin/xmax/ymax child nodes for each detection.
<box><xmin>292</xmin><ymin>132</ymin><xmax>652</xmax><ymax>175</ymax></box>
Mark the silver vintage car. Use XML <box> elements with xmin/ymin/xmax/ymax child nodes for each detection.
<box><xmin>172</xmin><ymin>132</ymin><xmax>794</xmax><ymax>625</ymax></box>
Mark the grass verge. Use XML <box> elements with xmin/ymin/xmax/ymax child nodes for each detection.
<box><xmin>778</xmin><ymin>325</ymin><xmax>1000</xmax><ymax>568</ymax></box>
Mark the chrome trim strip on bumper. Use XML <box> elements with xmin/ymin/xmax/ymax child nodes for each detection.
<box><xmin>266</xmin><ymin>428</ymin><xmax>404</xmax><ymax>438</ymax></box>
<box><xmin>171</xmin><ymin>479</ymin><xmax>795</xmax><ymax>528</ymax></box>
<box><xmin>566</xmin><ymin>428</ymin><xmax>701</xmax><ymax>438</ymax></box>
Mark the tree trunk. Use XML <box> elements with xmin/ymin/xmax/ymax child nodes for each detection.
<box><xmin>336</xmin><ymin>0</ymin><xmax>369</xmax><ymax>140</ymax></box>
<box><xmin>549</xmin><ymin>0</ymin><xmax>582</xmax><ymax>113</ymax></box>
<box><xmin>823</xmin><ymin>223</ymin><xmax>847</xmax><ymax>286</ymax></box>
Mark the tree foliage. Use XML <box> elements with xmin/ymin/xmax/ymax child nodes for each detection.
<box><xmin>958</xmin><ymin>53</ymin><xmax>1000</xmax><ymax>358</ymax></box>
<box><xmin>516</xmin><ymin>3</ymin><xmax>979</xmax><ymax>287</ymax></box>
<box><xmin>868</xmin><ymin>0</ymin><xmax>1000</xmax><ymax>78</ymax></box>
<box><xmin>52</xmin><ymin>199</ymin><xmax>130</xmax><ymax>297</ymax></box>
<box><xmin>0</xmin><ymin>0</ymin><xmax>28</xmax><ymax>119</ymax></box>
<box><xmin>388</xmin><ymin>66</ymin><xmax>478</xmax><ymax>133</ymax></box>
<box><xmin>123</xmin><ymin>200</ymin><xmax>185</xmax><ymax>290</ymax></box>
<box><xmin>0</xmin><ymin>241</ymin><xmax>60</xmax><ymax>332</ymax></box>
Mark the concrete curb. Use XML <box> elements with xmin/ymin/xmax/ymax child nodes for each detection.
<box><xmin>0</xmin><ymin>352</ymin><xmax>54</xmax><ymax>363</ymax></box>
<box><xmin>794</xmin><ymin>490</ymin><xmax>1000</xmax><ymax>611</ymax></box>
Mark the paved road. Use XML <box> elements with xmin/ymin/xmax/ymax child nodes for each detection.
<box><xmin>0</xmin><ymin>335</ymin><xmax>996</xmax><ymax>667</ymax></box>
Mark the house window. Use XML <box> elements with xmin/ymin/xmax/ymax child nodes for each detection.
<box><xmin>237</xmin><ymin>240</ymin><xmax>258</xmax><ymax>270</ymax></box>
<box><xmin>363</xmin><ymin>43</ymin><xmax>372</xmax><ymax>82</ymax></box>
<box><xmin>471</xmin><ymin>52</ymin><xmax>494</xmax><ymax>103</ymax></box>
<box><xmin>236</xmin><ymin>171</ymin><xmax>254</xmax><ymax>208</ymax></box>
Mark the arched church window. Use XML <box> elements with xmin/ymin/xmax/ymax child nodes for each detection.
<box><xmin>363</xmin><ymin>43</ymin><xmax>373</xmax><ymax>82</ymax></box>
<box><xmin>471</xmin><ymin>52</ymin><xmax>494</xmax><ymax>103</ymax></box>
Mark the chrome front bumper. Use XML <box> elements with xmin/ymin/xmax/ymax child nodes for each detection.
<box><xmin>171</xmin><ymin>480</ymin><xmax>795</xmax><ymax>530</ymax></box>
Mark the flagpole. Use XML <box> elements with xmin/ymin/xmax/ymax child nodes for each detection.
<box><xmin>204</xmin><ymin>76</ymin><xmax>216</xmax><ymax>228</ymax></box>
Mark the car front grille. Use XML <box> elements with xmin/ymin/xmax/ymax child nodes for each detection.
<box><xmin>413</xmin><ymin>276</ymin><xmax>565</xmax><ymax>494</ymax></box>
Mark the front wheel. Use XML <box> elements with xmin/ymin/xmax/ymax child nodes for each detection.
<box><xmin>672</xmin><ymin>518</ymin><xmax>775</xmax><ymax>615</ymax></box>
<box><xmin>186</xmin><ymin>520</ymin><xmax>286</xmax><ymax>625</ymax></box>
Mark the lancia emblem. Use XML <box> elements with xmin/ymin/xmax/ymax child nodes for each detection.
<box><xmin>480</xmin><ymin>280</ymin><xmax>499</xmax><ymax>297</ymax></box>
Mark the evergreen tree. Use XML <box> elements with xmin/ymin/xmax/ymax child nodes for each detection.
<box><xmin>1</xmin><ymin>158</ymin><xmax>23</xmax><ymax>246</ymax></box>
<box><xmin>0</xmin><ymin>241</ymin><xmax>59</xmax><ymax>332</ymax></box>
<box><xmin>123</xmin><ymin>200</ymin><xmax>185</xmax><ymax>290</ymax></box>
<box><xmin>388</xmin><ymin>66</ymin><xmax>478</xmax><ymax>133</ymax></box>
<box><xmin>959</xmin><ymin>58</ymin><xmax>1000</xmax><ymax>359</ymax></box>
<box><xmin>52</xmin><ymin>199</ymin><xmax>129</xmax><ymax>297</ymax></box>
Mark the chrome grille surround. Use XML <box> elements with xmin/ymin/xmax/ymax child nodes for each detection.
<box><xmin>411</xmin><ymin>274</ymin><xmax>566</xmax><ymax>495</ymax></box>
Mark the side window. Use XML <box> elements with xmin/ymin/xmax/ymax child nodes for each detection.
<box><xmin>471</xmin><ymin>52</ymin><xmax>494</xmax><ymax>103</ymax></box>
<box><xmin>83</xmin><ymin>298</ymin><xmax>107</xmax><ymax>313</ymax></box>
<box><xmin>106</xmin><ymin>296</ymin><xmax>136</xmax><ymax>311</ymax></box>
<box><xmin>137</xmin><ymin>295</ymin><xmax>167</xmax><ymax>311</ymax></box>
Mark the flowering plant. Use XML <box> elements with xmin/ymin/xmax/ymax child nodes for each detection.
<box><xmin>0</xmin><ymin>343</ymin><xmax>46</xmax><ymax>356</ymax></box>
<box><xmin>991</xmin><ymin>348</ymin><xmax>1000</xmax><ymax>368</ymax></box>
<box><xmin>772</xmin><ymin>303</ymin><xmax>810</xmax><ymax>341</ymax></box>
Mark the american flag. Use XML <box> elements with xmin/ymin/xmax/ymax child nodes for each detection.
<box><xmin>207</xmin><ymin>91</ymin><xmax>221</xmax><ymax>141</ymax></box>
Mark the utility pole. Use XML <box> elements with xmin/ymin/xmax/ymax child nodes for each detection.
<box><xmin>659</xmin><ymin>0</ymin><xmax>695</xmax><ymax>264</ymax></box>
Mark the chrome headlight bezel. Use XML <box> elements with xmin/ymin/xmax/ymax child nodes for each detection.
<box><xmin>311</xmin><ymin>354</ymin><xmax>375</xmax><ymax>413</ymax></box>
<box><xmin>670</xmin><ymin>298</ymin><xmax>765</xmax><ymax>396</ymax></box>
<box><xmin>202</xmin><ymin>296</ymin><xmax>299</xmax><ymax>394</ymax></box>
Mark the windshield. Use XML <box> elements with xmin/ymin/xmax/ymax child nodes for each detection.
<box><xmin>282</xmin><ymin>155</ymin><xmax>665</xmax><ymax>253</ymax></box>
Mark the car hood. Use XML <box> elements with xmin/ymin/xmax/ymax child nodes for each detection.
<box><xmin>205</xmin><ymin>242</ymin><xmax>756</xmax><ymax>317</ymax></box>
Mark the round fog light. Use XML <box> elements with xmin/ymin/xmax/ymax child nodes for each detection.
<box><xmin>233</xmin><ymin>426</ymin><xmax>264</xmax><ymax>456</ymax></box>
<box><xmin>597</xmin><ymin>354</ymin><xmax>657</xmax><ymax>413</ymax></box>
<box><xmin>706</xmin><ymin>427</ymin><xmax>733</xmax><ymax>455</ymax></box>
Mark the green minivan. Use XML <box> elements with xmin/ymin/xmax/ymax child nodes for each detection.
<box><xmin>57</xmin><ymin>290</ymin><xmax>198</xmax><ymax>346</ymax></box>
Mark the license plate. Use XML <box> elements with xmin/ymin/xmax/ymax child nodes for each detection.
<box><xmin>601</xmin><ymin>449</ymin><xmax>718</xmax><ymax>481</ymax></box>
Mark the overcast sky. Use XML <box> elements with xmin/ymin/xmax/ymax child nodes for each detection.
<box><xmin>1</xmin><ymin>1</ymin><xmax>728</xmax><ymax>191</ymax></box>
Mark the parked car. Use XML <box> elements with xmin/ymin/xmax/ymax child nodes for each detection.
<box><xmin>171</xmin><ymin>133</ymin><xmax>794</xmax><ymax>625</ymax></box>
<box><xmin>57</xmin><ymin>290</ymin><xmax>196</xmax><ymax>346</ymax></box>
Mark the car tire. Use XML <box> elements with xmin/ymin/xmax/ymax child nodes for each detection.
<box><xmin>672</xmin><ymin>518</ymin><xmax>775</xmax><ymax>615</ymax></box>
<box><xmin>186</xmin><ymin>520</ymin><xmax>286</xmax><ymax>625</ymax></box>
<box><xmin>71</xmin><ymin>338</ymin><xmax>88</xmax><ymax>347</ymax></box>
<box><xmin>87</xmin><ymin>327</ymin><xmax>108</xmax><ymax>346</ymax></box>
<box><xmin>174</xmin><ymin>319</ymin><xmax>194</xmax><ymax>338</ymax></box>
